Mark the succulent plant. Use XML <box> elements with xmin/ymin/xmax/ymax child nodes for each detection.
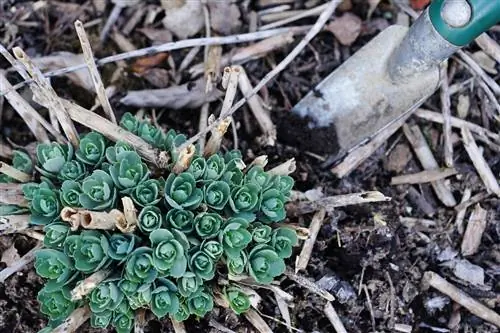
<box><xmin>248</xmin><ymin>245</ymin><xmax>285</xmax><ymax>284</ymax></box>
<box><xmin>271</xmin><ymin>227</ymin><xmax>298</xmax><ymax>259</ymax></box>
<box><xmin>75</xmin><ymin>132</ymin><xmax>107</xmax><ymax>166</ymax></box>
<box><xmin>150</xmin><ymin>228</ymin><xmax>189</xmax><ymax>277</ymax></box>
<box><xmin>89</xmin><ymin>280</ymin><xmax>124</xmax><ymax>313</ymax></box>
<box><xmin>220</xmin><ymin>218</ymin><xmax>252</xmax><ymax>258</ymax></box>
<box><xmin>131</xmin><ymin>179</ymin><xmax>162</xmax><ymax>207</ymax></box>
<box><xmin>224</xmin><ymin>286</ymin><xmax>250</xmax><ymax>315</ymax></box>
<box><xmin>137</xmin><ymin>121</ymin><xmax>165</xmax><ymax>148</ymax></box>
<box><xmin>177</xmin><ymin>272</ymin><xmax>202</xmax><ymax>297</ymax></box>
<box><xmin>58</xmin><ymin>160</ymin><xmax>87</xmax><ymax>182</ymax></box>
<box><xmin>79</xmin><ymin>170</ymin><xmax>117</xmax><ymax>210</ymax></box>
<box><xmin>194</xmin><ymin>212</ymin><xmax>222</xmax><ymax>239</ymax></box>
<box><xmin>60</xmin><ymin>180</ymin><xmax>83</xmax><ymax>207</ymax></box>
<box><xmin>164</xmin><ymin>172</ymin><xmax>203</xmax><ymax>210</ymax></box>
<box><xmin>124</xmin><ymin>247</ymin><xmax>157</xmax><ymax>284</ymax></box>
<box><xmin>165</xmin><ymin>208</ymin><xmax>194</xmax><ymax>234</ymax></box>
<box><xmin>138</xmin><ymin>205</ymin><xmax>163</xmax><ymax>234</ymax></box>
<box><xmin>108</xmin><ymin>234</ymin><xmax>137</xmax><ymax>262</ymax></box>
<box><xmin>187</xmin><ymin>289</ymin><xmax>213</xmax><ymax>317</ymax></box>
<box><xmin>73</xmin><ymin>230</ymin><xmax>110</xmax><ymax>273</ymax></box>
<box><xmin>37</xmin><ymin>286</ymin><xmax>75</xmax><ymax>323</ymax></box>
<box><xmin>151</xmin><ymin>278</ymin><xmax>179</xmax><ymax>318</ymax></box>
<box><xmin>12</xmin><ymin>150</ymin><xmax>33</xmax><ymax>174</ymax></box>
<box><xmin>34</xmin><ymin>249</ymin><xmax>75</xmax><ymax>291</ymax></box>
<box><xmin>119</xmin><ymin>112</ymin><xmax>139</xmax><ymax>134</ymax></box>
<box><xmin>29</xmin><ymin>183</ymin><xmax>61</xmax><ymax>225</ymax></box>
<box><xmin>35</xmin><ymin>142</ymin><xmax>73</xmax><ymax>178</ymax></box>
<box><xmin>109</xmin><ymin>151</ymin><xmax>149</xmax><ymax>192</ymax></box>
<box><xmin>43</xmin><ymin>222</ymin><xmax>72</xmax><ymax>249</ymax></box>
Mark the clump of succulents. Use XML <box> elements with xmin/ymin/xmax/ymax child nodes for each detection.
<box><xmin>2</xmin><ymin>113</ymin><xmax>297</xmax><ymax>332</ymax></box>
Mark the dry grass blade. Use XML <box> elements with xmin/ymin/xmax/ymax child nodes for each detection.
<box><xmin>0</xmin><ymin>183</ymin><xmax>29</xmax><ymax>207</ymax></box>
<box><xmin>455</xmin><ymin>188</ymin><xmax>471</xmax><ymax>235</ymax></box>
<box><xmin>284</xmin><ymin>268</ymin><xmax>335</xmax><ymax>301</ymax></box>
<box><xmin>259</xmin><ymin>2</ymin><xmax>328</xmax><ymax>30</ymax></box>
<box><xmin>390</xmin><ymin>168</ymin><xmax>458</xmax><ymax>185</ymax></box>
<box><xmin>245</xmin><ymin>308</ymin><xmax>274</xmax><ymax>333</ymax></box>
<box><xmin>457</xmin><ymin>50</ymin><xmax>500</xmax><ymax>96</ymax></box>
<box><xmin>422</xmin><ymin>271</ymin><xmax>500</xmax><ymax>327</ymax></box>
<box><xmin>0</xmin><ymin>161</ymin><xmax>31</xmax><ymax>182</ymax></box>
<box><xmin>12</xmin><ymin>47</ymin><xmax>80</xmax><ymax>147</ymax></box>
<box><xmin>324</xmin><ymin>302</ymin><xmax>348</xmax><ymax>333</ymax></box>
<box><xmin>461</xmin><ymin>127</ymin><xmax>500</xmax><ymax>196</ymax></box>
<box><xmin>267</xmin><ymin>158</ymin><xmax>296</xmax><ymax>176</ymax></box>
<box><xmin>439</xmin><ymin>63</ymin><xmax>453</xmax><ymax>167</ymax></box>
<box><xmin>460</xmin><ymin>204</ymin><xmax>487</xmax><ymax>256</ymax></box>
<box><xmin>273</xmin><ymin>291</ymin><xmax>292</xmax><ymax>332</ymax></box>
<box><xmin>74</xmin><ymin>20</ymin><xmax>117</xmax><ymax>124</ymax></box>
<box><xmin>52</xmin><ymin>305</ymin><xmax>91</xmax><ymax>333</ymax></box>
<box><xmin>295</xmin><ymin>208</ymin><xmax>326</xmax><ymax>272</ymax></box>
<box><xmin>71</xmin><ymin>268</ymin><xmax>113</xmax><ymax>301</ymax></box>
<box><xmin>0</xmin><ymin>243</ymin><xmax>42</xmax><ymax>283</ymax></box>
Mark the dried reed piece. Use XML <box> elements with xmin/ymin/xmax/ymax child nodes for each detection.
<box><xmin>295</xmin><ymin>208</ymin><xmax>326</xmax><ymax>272</ymax></box>
<box><xmin>0</xmin><ymin>161</ymin><xmax>31</xmax><ymax>182</ymax></box>
<box><xmin>475</xmin><ymin>33</ymin><xmax>500</xmax><ymax>64</ymax></box>
<box><xmin>61</xmin><ymin>207</ymin><xmax>124</xmax><ymax>231</ymax></box>
<box><xmin>460</xmin><ymin>204</ymin><xmax>488</xmax><ymax>256</ymax></box>
<box><xmin>324</xmin><ymin>302</ymin><xmax>348</xmax><ymax>333</ymax></box>
<box><xmin>422</xmin><ymin>271</ymin><xmax>500</xmax><ymax>327</ymax></box>
<box><xmin>172</xmin><ymin>144</ymin><xmax>196</xmax><ymax>174</ymax></box>
<box><xmin>71</xmin><ymin>268</ymin><xmax>113</xmax><ymax>301</ymax></box>
<box><xmin>390</xmin><ymin>168</ymin><xmax>458</xmax><ymax>185</ymax></box>
<box><xmin>204</xmin><ymin>116</ymin><xmax>232</xmax><ymax>157</ymax></box>
<box><xmin>119</xmin><ymin>197</ymin><xmax>138</xmax><ymax>233</ymax></box>
<box><xmin>52</xmin><ymin>305</ymin><xmax>91</xmax><ymax>333</ymax></box>
<box><xmin>284</xmin><ymin>268</ymin><xmax>335</xmax><ymax>301</ymax></box>
<box><xmin>0</xmin><ymin>183</ymin><xmax>29</xmax><ymax>207</ymax></box>
<box><xmin>12</xmin><ymin>47</ymin><xmax>80</xmax><ymax>147</ymax></box>
<box><xmin>75</xmin><ymin>20</ymin><xmax>117</xmax><ymax>124</ymax></box>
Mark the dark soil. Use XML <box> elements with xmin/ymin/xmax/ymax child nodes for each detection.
<box><xmin>1</xmin><ymin>1</ymin><xmax>499</xmax><ymax>333</ymax></box>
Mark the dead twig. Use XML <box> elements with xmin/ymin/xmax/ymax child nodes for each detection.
<box><xmin>439</xmin><ymin>63</ymin><xmax>453</xmax><ymax>167</ymax></box>
<box><xmin>259</xmin><ymin>2</ymin><xmax>328</xmax><ymax>30</ymax></box>
<box><xmin>295</xmin><ymin>208</ymin><xmax>326</xmax><ymax>272</ymax></box>
<box><xmin>52</xmin><ymin>305</ymin><xmax>91</xmax><ymax>333</ymax></box>
<box><xmin>75</xmin><ymin>20</ymin><xmax>117</xmax><ymax>124</ymax></box>
<box><xmin>461</xmin><ymin>204</ymin><xmax>488</xmax><ymax>256</ymax></box>
<box><xmin>475</xmin><ymin>33</ymin><xmax>500</xmax><ymax>64</ymax></box>
<box><xmin>455</xmin><ymin>188</ymin><xmax>471</xmax><ymax>235</ymax></box>
<box><xmin>324</xmin><ymin>302</ymin><xmax>347</xmax><ymax>333</ymax></box>
<box><xmin>71</xmin><ymin>269</ymin><xmax>113</xmax><ymax>301</ymax></box>
<box><xmin>0</xmin><ymin>161</ymin><xmax>31</xmax><ymax>182</ymax></box>
<box><xmin>422</xmin><ymin>271</ymin><xmax>500</xmax><ymax>327</ymax></box>
<box><xmin>390</xmin><ymin>168</ymin><xmax>458</xmax><ymax>185</ymax></box>
<box><xmin>0</xmin><ymin>183</ymin><xmax>29</xmax><ymax>207</ymax></box>
<box><xmin>284</xmin><ymin>268</ymin><xmax>335</xmax><ymax>301</ymax></box>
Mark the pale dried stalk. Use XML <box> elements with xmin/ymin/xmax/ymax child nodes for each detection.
<box><xmin>390</xmin><ymin>168</ymin><xmax>458</xmax><ymax>185</ymax></box>
<box><xmin>60</xmin><ymin>98</ymin><xmax>168</xmax><ymax>167</ymax></box>
<box><xmin>12</xmin><ymin>47</ymin><xmax>79</xmax><ymax>147</ymax></box>
<box><xmin>198</xmin><ymin>103</ymin><xmax>210</xmax><ymax>155</ymax></box>
<box><xmin>19</xmin><ymin>229</ymin><xmax>44</xmax><ymax>241</ymax></box>
<box><xmin>75</xmin><ymin>20</ymin><xmax>117</xmax><ymax>124</ymax></box>
<box><xmin>422</xmin><ymin>271</ymin><xmax>500</xmax><ymax>327</ymax></box>
<box><xmin>179</xmin><ymin>1</ymin><xmax>339</xmax><ymax>152</ymax></box>
<box><xmin>461</xmin><ymin>127</ymin><xmax>500</xmax><ymax>196</ymax></box>
<box><xmin>0</xmin><ymin>215</ymin><xmax>30</xmax><ymax>235</ymax></box>
<box><xmin>0</xmin><ymin>162</ymin><xmax>31</xmax><ymax>182</ymax></box>
<box><xmin>248</xmin><ymin>155</ymin><xmax>268</xmax><ymax>169</ymax></box>
<box><xmin>461</xmin><ymin>204</ymin><xmax>488</xmax><ymax>256</ymax></box>
<box><xmin>0</xmin><ymin>141</ymin><xmax>12</xmax><ymax>158</ymax></box>
<box><xmin>245</xmin><ymin>308</ymin><xmax>274</xmax><ymax>333</ymax></box>
<box><xmin>454</xmin><ymin>191</ymin><xmax>490</xmax><ymax>212</ymax></box>
<box><xmin>455</xmin><ymin>188</ymin><xmax>471</xmax><ymax>235</ymax></box>
<box><xmin>457</xmin><ymin>50</ymin><xmax>500</xmax><ymax>96</ymax></box>
<box><xmin>0</xmin><ymin>243</ymin><xmax>41</xmax><ymax>283</ymax></box>
<box><xmin>0</xmin><ymin>183</ymin><xmax>29</xmax><ymax>207</ymax></box>
<box><xmin>134</xmin><ymin>309</ymin><xmax>147</xmax><ymax>333</ymax></box>
<box><xmin>236</xmin><ymin>66</ymin><xmax>276</xmax><ymax>146</ymax></box>
<box><xmin>100</xmin><ymin>4</ymin><xmax>123</xmax><ymax>41</ymax></box>
<box><xmin>284</xmin><ymin>268</ymin><xmax>335</xmax><ymax>301</ymax></box>
<box><xmin>287</xmin><ymin>191</ymin><xmax>391</xmax><ymax>216</ymax></box>
<box><xmin>71</xmin><ymin>268</ymin><xmax>113</xmax><ymax>301</ymax></box>
<box><xmin>172</xmin><ymin>144</ymin><xmax>196</xmax><ymax>174</ymax></box>
<box><xmin>171</xmin><ymin>320</ymin><xmax>187</xmax><ymax>333</ymax></box>
<box><xmin>52</xmin><ymin>305</ymin><xmax>91</xmax><ymax>333</ymax></box>
<box><xmin>295</xmin><ymin>208</ymin><xmax>326</xmax><ymax>273</ymax></box>
<box><xmin>204</xmin><ymin>46</ymin><xmax>222</xmax><ymax>93</ymax></box>
<box><xmin>439</xmin><ymin>63</ymin><xmax>453</xmax><ymax>167</ymax></box>
<box><xmin>259</xmin><ymin>2</ymin><xmax>328</xmax><ymax>30</ymax></box>
<box><xmin>403</xmin><ymin>124</ymin><xmax>457</xmax><ymax>207</ymax></box>
<box><xmin>119</xmin><ymin>197</ymin><xmax>138</xmax><ymax>233</ymax></box>
<box><xmin>276</xmin><ymin>223</ymin><xmax>309</xmax><ymax>240</ymax></box>
<box><xmin>61</xmin><ymin>207</ymin><xmax>124</xmax><ymax>231</ymax></box>
<box><xmin>394</xmin><ymin>323</ymin><xmax>412</xmax><ymax>333</ymax></box>
<box><xmin>267</xmin><ymin>158</ymin><xmax>296</xmax><ymax>176</ymax></box>
<box><xmin>324</xmin><ymin>302</ymin><xmax>348</xmax><ymax>333</ymax></box>
<box><xmin>204</xmin><ymin>116</ymin><xmax>232</xmax><ymax>157</ymax></box>
<box><xmin>274</xmin><ymin>291</ymin><xmax>292</xmax><ymax>332</ymax></box>
<box><xmin>0</xmin><ymin>71</ymin><xmax>49</xmax><ymax>142</ymax></box>
<box><xmin>475</xmin><ymin>33</ymin><xmax>500</xmax><ymax>64</ymax></box>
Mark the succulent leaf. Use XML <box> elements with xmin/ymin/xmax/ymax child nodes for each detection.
<box><xmin>177</xmin><ymin>272</ymin><xmax>202</xmax><ymax>297</ymax></box>
<box><xmin>187</xmin><ymin>289</ymin><xmax>213</xmax><ymax>317</ymax></box>
<box><xmin>172</xmin><ymin>301</ymin><xmax>190</xmax><ymax>322</ymax></box>
<box><xmin>226</xmin><ymin>251</ymin><xmax>248</xmax><ymax>276</ymax></box>
<box><xmin>131</xmin><ymin>178</ymin><xmax>162</xmax><ymax>207</ymax></box>
<box><xmin>109</xmin><ymin>151</ymin><xmax>150</xmax><ymax>192</ymax></box>
<box><xmin>251</xmin><ymin>222</ymin><xmax>272</xmax><ymax>244</ymax></box>
<box><xmin>259</xmin><ymin>189</ymin><xmax>286</xmax><ymax>223</ymax></box>
<box><xmin>187</xmin><ymin>156</ymin><xmax>206</xmax><ymax>180</ymax></box>
<box><xmin>203</xmin><ymin>180</ymin><xmax>230</xmax><ymax>210</ymax></box>
<box><xmin>58</xmin><ymin>160</ymin><xmax>87</xmax><ymax>182</ymax></box>
<box><xmin>124</xmin><ymin>247</ymin><xmax>157</xmax><ymax>284</ymax></box>
<box><xmin>35</xmin><ymin>249</ymin><xmax>75</xmax><ymax>291</ymax></box>
<box><xmin>248</xmin><ymin>245</ymin><xmax>285</xmax><ymax>284</ymax></box>
<box><xmin>90</xmin><ymin>310</ymin><xmax>113</xmax><ymax>329</ymax></box>
<box><xmin>73</xmin><ymin>230</ymin><xmax>110</xmax><ymax>273</ymax></box>
<box><xmin>138</xmin><ymin>206</ymin><xmax>163</xmax><ymax>234</ymax></box>
<box><xmin>79</xmin><ymin>170</ymin><xmax>117</xmax><ymax>210</ymax></box>
<box><xmin>224</xmin><ymin>286</ymin><xmax>250</xmax><ymax>315</ymax></box>
<box><xmin>201</xmin><ymin>240</ymin><xmax>223</xmax><ymax>261</ymax></box>
<box><xmin>164</xmin><ymin>172</ymin><xmax>202</xmax><ymax>210</ymax></box>
<box><xmin>75</xmin><ymin>132</ymin><xmax>107</xmax><ymax>166</ymax></box>
<box><xmin>189</xmin><ymin>251</ymin><xmax>215</xmax><ymax>280</ymax></box>
<box><xmin>105</xmin><ymin>141</ymin><xmax>134</xmax><ymax>164</ymax></box>
<box><xmin>151</xmin><ymin>278</ymin><xmax>179</xmax><ymax>318</ymax></box>
<box><xmin>137</xmin><ymin>121</ymin><xmax>165</xmax><ymax>148</ymax></box>
<box><xmin>119</xmin><ymin>112</ymin><xmax>139</xmax><ymax>134</ymax></box>
<box><xmin>30</xmin><ymin>185</ymin><xmax>61</xmax><ymax>225</ymax></box>
<box><xmin>35</xmin><ymin>143</ymin><xmax>73</xmax><ymax>178</ymax></box>
<box><xmin>229</xmin><ymin>183</ymin><xmax>260</xmax><ymax>216</ymax></box>
<box><xmin>37</xmin><ymin>286</ymin><xmax>75</xmax><ymax>323</ymax></box>
<box><xmin>43</xmin><ymin>222</ymin><xmax>71</xmax><ymax>249</ymax></box>
<box><xmin>60</xmin><ymin>180</ymin><xmax>83</xmax><ymax>207</ymax></box>
<box><xmin>108</xmin><ymin>233</ymin><xmax>137</xmax><ymax>261</ymax></box>
<box><xmin>203</xmin><ymin>154</ymin><xmax>225</xmax><ymax>181</ymax></box>
<box><xmin>219</xmin><ymin>218</ymin><xmax>251</xmax><ymax>258</ymax></box>
<box><xmin>194</xmin><ymin>212</ymin><xmax>222</xmax><ymax>239</ymax></box>
<box><xmin>150</xmin><ymin>228</ymin><xmax>188</xmax><ymax>277</ymax></box>
<box><xmin>271</xmin><ymin>227</ymin><xmax>298</xmax><ymax>259</ymax></box>
<box><xmin>12</xmin><ymin>150</ymin><xmax>33</xmax><ymax>174</ymax></box>
<box><xmin>128</xmin><ymin>283</ymin><xmax>152</xmax><ymax>310</ymax></box>
<box><xmin>165</xmin><ymin>208</ymin><xmax>194</xmax><ymax>234</ymax></box>
<box><xmin>89</xmin><ymin>280</ymin><xmax>124</xmax><ymax>313</ymax></box>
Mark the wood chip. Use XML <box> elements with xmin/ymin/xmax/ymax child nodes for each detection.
<box><xmin>422</xmin><ymin>271</ymin><xmax>500</xmax><ymax>327</ymax></box>
<box><xmin>71</xmin><ymin>269</ymin><xmax>113</xmax><ymax>301</ymax></box>
<box><xmin>390</xmin><ymin>168</ymin><xmax>458</xmax><ymax>185</ymax></box>
<box><xmin>295</xmin><ymin>208</ymin><xmax>326</xmax><ymax>272</ymax></box>
<box><xmin>461</xmin><ymin>204</ymin><xmax>487</xmax><ymax>256</ymax></box>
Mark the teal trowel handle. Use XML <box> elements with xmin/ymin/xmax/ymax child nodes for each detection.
<box><xmin>429</xmin><ymin>0</ymin><xmax>500</xmax><ymax>46</ymax></box>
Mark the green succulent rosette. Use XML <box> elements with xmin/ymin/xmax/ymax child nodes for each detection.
<box><xmin>194</xmin><ymin>212</ymin><xmax>222</xmax><ymax>239</ymax></box>
<box><xmin>34</xmin><ymin>249</ymin><xmax>75</xmax><ymax>291</ymax></box>
<box><xmin>245</xmin><ymin>166</ymin><xmax>273</xmax><ymax>190</ymax></box>
<box><xmin>271</xmin><ymin>227</ymin><xmax>298</xmax><ymax>259</ymax></box>
<box><xmin>89</xmin><ymin>280</ymin><xmax>124</xmax><ymax>313</ymax></box>
<box><xmin>251</xmin><ymin>222</ymin><xmax>272</xmax><ymax>244</ymax></box>
<box><xmin>35</xmin><ymin>142</ymin><xmax>73</xmax><ymax>178</ymax></box>
<box><xmin>112</xmin><ymin>310</ymin><xmax>134</xmax><ymax>333</ymax></box>
<box><xmin>201</xmin><ymin>240</ymin><xmax>223</xmax><ymax>261</ymax></box>
<box><xmin>259</xmin><ymin>188</ymin><xmax>286</xmax><ymax>223</ymax></box>
<box><xmin>105</xmin><ymin>141</ymin><xmax>134</xmax><ymax>164</ymax></box>
<box><xmin>203</xmin><ymin>180</ymin><xmax>230</xmax><ymax>210</ymax></box>
<box><xmin>57</xmin><ymin>160</ymin><xmax>87</xmax><ymax>182</ymax></box>
<box><xmin>187</xmin><ymin>156</ymin><xmax>206</xmax><ymax>180</ymax></box>
<box><xmin>150</xmin><ymin>228</ymin><xmax>189</xmax><ymax>277</ymax></box>
<box><xmin>203</xmin><ymin>154</ymin><xmax>225</xmax><ymax>181</ymax></box>
<box><xmin>189</xmin><ymin>251</ymin><xmax>215</xmax><ymax>281</ymax></box>
<box><xmin>138</xmin><ymin>206</ymin><xmax>163</xmax><ymax>234</ymax></box>
<box><xmin>275</xmin><ymin>175</ymin><xmax>294</xmax><ymax>198</ymax></box>
<box><xmin>29</xmin><ymin>184</ymin><xmax>60</xmax><ymax>225</ymax></box>
<box><xmin>109</xmin><ymin>151</ymin><xmax>150</xmax><ymax>193</ymax></box>
<box><xmin>137</xmin><ymin>121</ymin><xmax>164</xmax><ymax>148</ymax></box>
<box><xmin>172</xmin><ymin>301</ymin><xmax>190</xmax><ymax>322</ymax></box>
<box><xmin>124</xmin><ymin>247</ymin><xmax>157</xmax><ymax>284</ymax></box>
<box><xmin>73</xmin><ymin>230</ymin><xmax>110</xmax><ymax>273</ymax></box>
<box><xmin>108</xmin><ymin>233</ymin><xmax>137</xmax><ymax>261</ymax></box>
<box><xmin>164</xmin><ymin>172</ymin><xmax>203</xmax><ymax>210</ymax></box>
<box><xmin>131</xmin><ymin>178</ymin><xmax>162</xmax><ymax>207</ymax></box>
<box><xmin>165</xmin><ymin>208</ymin><xmax>194</xmax><ymax>234</ymax></box>
<box><xmin>224</xmin><ymin>286</ymin><xmax>250</xmax><ymax>315</ymax></box>
<box><xmin>60</xmin><ymin>180</ymin><xmax>83</xmax><ymax>207</ymax></box>
<box><xmin>219</xmin><ymin>218</ymin><xmax>252</xmax><ymax>258</ymax></box>
<box><xmin>79</xmin><ymin>170</ymin><xmax>117</xmax><ymax>210</ymax></box>
<box><xmin>151</xmin><ymin>278</ymin><xmax>180</xmax><ymax>318</ymax></box>
<box><xmin>119</xmin><ymin>112</ymin><xmax>139</xmax><ymax>134</ymax></box>
<box><xmin>226</xmin><ymin>251</ymin><xmax>248</xmax><ymax>276</ymax></box>
<box><xmin>229</xmin><ymin>183</ymin><xmax>260</xmax><ymax>219</ymax></box>
<box><xmin>37</xmin><ymin>286</ymin><xmax>75</xmax><ymax>323</ymax></box>
<box><xmin>177</xmin><ymin>271</ymin><xmax>202</xmax><ymax>297</ymax></box>
<box><xmin>63</xmin><ymin>234</ymin><xmax>80</xmax><ymax>259</ymax></box>
<box><xmin>248</xmin><ymin>245</ymin><xmax>285</xmax><ymax>284</ymax></box>
<box><xmin>75</xmin><ymin>132</ymin><xmax>107</xmax><ymax>166</ymax></box>
<box><xmin>12</xmin><ymin>150</ymin><xmax>33</xmax><ymax>174</ymax></box>
<box><xmin>187</xmin><ymin>289</ymin><xmax>214</xmax><ymax>317</ymax></box>
<box><xmin>128</xmin><ymin>283</ymin><xmax>152</xmax><ymax>310</ymax></box>
<box><xmin>91</xmin><ymin>310</ymin><xmax>113</xmax><ymax>329</ymax></box>
<box><xmin>43</xmin><ymin>222</ymin><xmax>71</xmax><ymax>249</ymax></box>
<box><xmin>118</xmin><ymin>279</ymin><xmax>139</xmax><ymax>298</ymax></box>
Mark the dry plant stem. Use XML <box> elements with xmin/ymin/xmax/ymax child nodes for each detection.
<box><xmin>394</xmin><ymin>323</ymin><xmax>412</xmax><ymax>333</ymax></box>
<box><xmin>324</xmin><ymin>302</ymin><xmax>348</xmax><ymax>333</ymax></box>
<box><xmin>61</xmin><ymin>207</ymin><xmax>81</xmax><ymax>231</ymax></box>
<box><xmin>236</xmin><ymin>66</ymin><xmax>276</xmax><ymax>146</ymax></box>
<box><xmin>60</xmin><ymin>99</ymin><xmax>168</xmax><ymax>167</ymax></box>
<box><xmin>171</xmin><ymin>319</ymin><xmax>187</xmax><ymax>333</ymax></box>
<box><xmin>0</xmin><ymin>141</ymin><xmax>12</xmax><ymax>158</ymax></box>
<box><xmin>460</xmin><ymin>204</ymin><xmax>488</xmax><ymax>256</ymax></box>
<box><xmin>248</xmin><ymin>155</ymin><xmax>268</xmax><ymax>169</ymax></box>
<box><xmin>415</xmin><ymin>109</ymin><xmax>500</xmax><ymax>144</ymax></box>
<box><xmin>475</xmin><ymin>33</ymin><xmax>500</xmax><ymax>64</ymax></box>
<box><xmin>71</xmin><ymin>268</ymin><xmax>113</xmax><ymax>301</ymax></box>
<box><xmin>284</xmin><ymin>268</ymin><xmax>335</xmax><ymax>301</ymax></box>
<box><xmin>455</xmin><ymin>188</ymin><xmax>471</xmax><ymax>235</ymax></box>
<box><xmin>267</xmin><ymin>158</ymin><xmax>296</xmax><ymax>176</ymax></box>
<box><xmin>0</xmin><ymin>183</ymin><xmax>29</xmax><ymax>207</ymax></box>
<box><xmin>0</xmin><ymin>72</ymin><xmax>49</xmax><ymax>142</ymax></box>
<box><xmin>12</xmin><ymin>47</ymin><xmax>80</xmax><ymax>147</ymax></box>
<box><xmin>0</xmin><ymin>215</ymin><xmax>30</xmax><ymax>235</ymax></box>
<box><xmin>0</xmin><ymin>243</ymin><xmax>41</xmax><ymax>283</ymax></box>
<box><xmin>422</xmin><ymin>271</ymin><xmax>500</xmax><ymax>327</ymax></box>
<box><xmin>75</xmin><ymin>20</ymin><xmax>117</xmax><ymax>124</ymax></box>
<box><xmin>178</xmin><ymin>0</ymin><xmax>339</xmax><ymax>151</ymax></box>
<box><xmin>259</xmin><ymin>2</ymin><xmax>328</xmax><ymax>30</ymax></box>
<box><xmin>331</xmin><ymin>109</ymin><xmax>414</xmax><ymax>177</ymax></box>
<box><xmin>245</xmin><ymin>309</ymin><xmax>274</xmax><ymax>333</ymax></box>
<box><xmin>273</xmin><ymin>291</ymin><xmax>292</xmax><ymax>332</ymax></box>
<box><xmin>457</xmin><ymin>50</ymin><xmax>500</xmax><ymax>96</ymax></box>
<box><xmin>288</xmin><ymin>191</ymin><xmax>391</xmax><ymax>216</ymax></box>
<box><xmin>204</xmin><ymin>117</ymin><xmax>232</xmax><ymax>157</ymax></box>
<box><xmin>134</xmin><ymin>309</ymin><xmax>147</xmax><ymax>333</ymax></box>
<box><xmin>189</xmin><ymin>33</ymin><xmax>296</xmax><ymax>77</ymax></box>
<box><xmin>461</xmin><ymin>127</ymin><xmax>500</xmax><ymax>196</ymax></box>
<box><xmin>403</xmin><ymin>124</ymin><xmax>457</xmax><ymax>207</ymax></box>
<box><xmin>52</xmin><ymin>305</ymin><xmax>91</xmax><ymax>333</ymax></box>
<box><xmin>119</xmin><ymin>196</ymin><xmax>138</xmax><ymax>233</ymax></box>
<box><xmin>295</xmin><ymin>208</ymin><xmax>326</xmax><ymax>273</ymax></box>
<box><xmin>454</xmin><ymin>191</ymin><xmax>490</xmax><ymax>212</ymax></box>
<box><xmin>476</xmin><ymin>77</ymin><xmax>500</xmax><ymax>115</ymax></box>
<box><xmin>100</xmin><ymin>5</ymin><xmax>122</xmax><ymax>41</ymax></box>
<box><xmin>81</xmin><ymin>209</ymin><xmax>124</xmax><ymax>230</ymax></box>
<box><xmin>439</xmin><ymin>63</ymin><xmax>453</xmax><ymax>167</ymax></box>
<box><xmin>19</xmin><ymin>229</ymin><xmax>44</xmax><ymax>241</ymax></box>
<box><xmin>390</xmin><ymin>168</ymin><xmax>458</xmax><ymax>185</ymax></box>
<box><xmin>0</xmin><ymin>162</ymin><xmax>31</xmax><ymax>182</ymax></box>
<box><xmin>197</xmin><ymin>103</ymin><xmax>210</xmax><ymax>155</ymax></box>
<box><xmin>172</xmin><ymin>144</ymin><xmax>196</xmax><ymax>174</ymax></box>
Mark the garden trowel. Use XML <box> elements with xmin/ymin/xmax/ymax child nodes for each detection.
<box><xmin>287</xmin><ymin>0</ymin><xmax>500</xmax><ymax>155</ymax></box>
